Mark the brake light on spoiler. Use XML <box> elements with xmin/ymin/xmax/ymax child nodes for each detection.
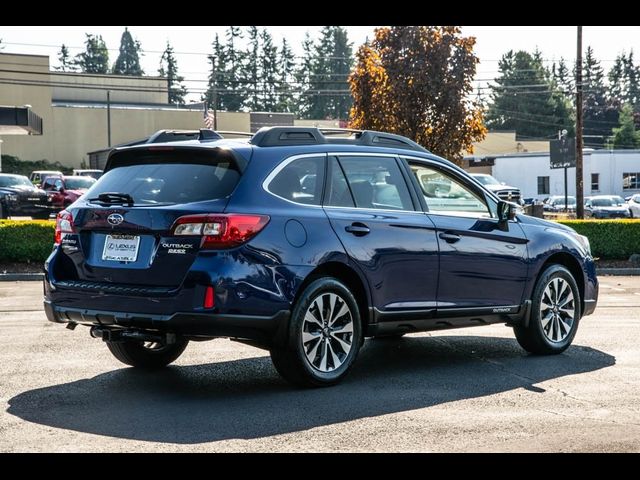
<box><xmin>171</xmin><ymin>214</ymin><xmax>270</xmax><ymax>249</ymax></box>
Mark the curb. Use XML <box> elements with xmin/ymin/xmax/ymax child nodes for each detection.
<box><xmin>597</xmin><ymin>268</ymin><xmax>640</xmax><ymax>275</ymax></box>
<box><xmin>0</xmin><ymin>273</ymin><xmax>44</xmax><ymax>281</ymax></box>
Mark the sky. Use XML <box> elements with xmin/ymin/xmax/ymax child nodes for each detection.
<box><xmin>2</xmin><ymin>26</ymin><xmax>640</xmax><ymax>103</ymax></box>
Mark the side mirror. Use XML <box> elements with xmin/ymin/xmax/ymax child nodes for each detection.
<box><xmin>497</xmin><ymin>200</ymin><xmax>517</xmax><ymax>223</ymax></box>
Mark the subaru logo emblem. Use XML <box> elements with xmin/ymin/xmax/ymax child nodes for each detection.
<box><xmin>107</xmin><ymin>213</ymin><xmax>124</xmax><ymax>226</ymax></box>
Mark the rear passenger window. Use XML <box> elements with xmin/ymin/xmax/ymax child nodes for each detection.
<box><xmin>268</xmin><ymin>156</ymin><xmax>325</xmax><ymax>206</ymax></box>
<box><xmin>325</xmin><ymin>157</ymin><xmax>355</xmax><ymax>208</ymax></box>
<box><xmin>337</xmin><ymin>156</ymin><xmax>414</xmax><ymax>211</ymax></box>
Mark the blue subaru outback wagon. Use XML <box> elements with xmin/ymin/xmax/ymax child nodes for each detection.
<box><xmin>44</xmin><ymin>127</ymin><xmax>598</xmax><ymax>387</ymax></box>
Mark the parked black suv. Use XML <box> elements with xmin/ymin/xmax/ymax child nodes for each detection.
<box><xmin>44</xmin><ymin>127</ymin><xmax>598</xmax><ymax>387</ymax></box>
<box><xmin>0</xmin><ymin>174</ymin><xmax>51</xmax><ymax>219</ymax></box>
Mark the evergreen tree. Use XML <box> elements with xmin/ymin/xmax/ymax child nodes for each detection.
<box><xmin>277</xmin><ymin>38</ymin><xmax>296</xmax><ymax>112</ymax></box>
<box><xmin>608</xmin><ymin>104</ymin><xmax>640</xmax><ymax>148</ymax></box>
<box><xmin>74</xmin><ymin>34</ymin><xmax>109</xmax><ymax>74</ymax></box>
<box><xmin>623</xmin><ymin>51</ymin><xmax>640</xmax><ymax>108</ymax></box>
<box><xmin>307</xmin><ymin>26</ymin><xmax>334</xmax><ymax>119</ymax></box>
<box><xmin>608</xmin><ymin>54</ymin><xmax>626</xmax><ymax>101</ymax></box>
<box><xmin>159</xmin><ymin>41</ymin><xmax>187</xmax><ymax>105</ymax></box>
<box><xmin>551</xmin><ymin>57</ymin><xmax>572</xmax><ymax>94</ymax></box>
<box><xmin>329</xmin><ymin>26</ymin><xmax>353</xmax><ymax>120</ymax></box>
<box><xmin>113</xmin><ymin>28</ymin><xmax>144</xmax><ymax>75</ymax></box>
<box><xmin>204</xmin><ymin>34</ymin><xmax>226</xmax><ymax>111</ymax></box>
<box><xmin>486</xmin><ymin>50</ymin><xmax>573</xmax><ymax>138</ymax></box>
<box><xmin>242</xmin><ymin>26</ymin><xmax>261</xmax><ymax>111</ymax></box>
<box><xmin>259</xmin><ymin>29</ymin><xmax>279</xmax><ymax>112</ymax></box>
<box><xmin>304</xmin><ymin>26</ymin><xmax>354</xmax><ymax>120</ymax></box>
<box><xmin>56</xmin><ymin>44</ymin><xmax>74</xmax><ymax>72</ymax></box>
<box><xmin>582</xmin><ymin>47</ymin><xmax>618</xmax><ymax>148</ymax></box>
<box><xmin>222</xmin><ymin>26</ymin><xmax>244</xmax><ymax>111</ymax></box>
<box><xmin>295</xmin><ymin>32</ymin><xmax>315</xmax><ymax>118</ymax></box>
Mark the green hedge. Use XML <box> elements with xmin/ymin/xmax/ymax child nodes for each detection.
<box><xmin>0</xmin><ymin>154</ymin><xmax>73</xmax><ymax>177</ymax></box>
<box><xmin>0</xmin><ymin>220</ymin><xmax>55</xmax><ymax>263</ymax></box>
<box><xmin>557</xmin><ymin>219</ymin><xmax>640</xmax><ymax>259</ymax></box>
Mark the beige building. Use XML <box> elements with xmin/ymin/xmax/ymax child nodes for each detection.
<box><xmin>0</xmin><ymin>52</ymin><xmax>250</xmax><ymax>169</ymax></box>
<box><xmin>471</xmin><ymin>130</ymin><xmax>549</xmax><ymax>157</ymax></box>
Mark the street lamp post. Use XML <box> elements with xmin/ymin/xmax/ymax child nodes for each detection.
<box><xmin>0</xmin><ymin>138</ymin><xmax>3</xmax><ymax>173</ymax></box>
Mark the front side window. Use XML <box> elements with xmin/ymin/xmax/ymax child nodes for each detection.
<box><xmin>337</xmin><ymin>156</ymin><xmax>414</xmax><ymax>211</ymax></box>
<box><xmin>268</xmin><ymin>156</ymin><xmax>325</xmax><ymax>206</ymax></box>
<box><xmin>409</xmin><ymin>162</ymin><xmax>491</xmax><ymax>218</ymax></box>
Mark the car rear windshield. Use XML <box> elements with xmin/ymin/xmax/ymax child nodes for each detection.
<box><xmin>85</xmin><ymin>154</ymin><xmax>240</xmax><ymax>206</ymax></box>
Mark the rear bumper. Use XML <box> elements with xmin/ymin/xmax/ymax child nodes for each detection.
<box><xmin>44</xmin><ymin>300</ymin><xmax>290</xmax><ymax>348</ymax></box>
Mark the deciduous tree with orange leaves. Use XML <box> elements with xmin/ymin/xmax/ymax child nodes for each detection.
<box><xmin>349</xmin><ymin>26</ymin><xmax>486</xmax><ymax>165</ymax></box>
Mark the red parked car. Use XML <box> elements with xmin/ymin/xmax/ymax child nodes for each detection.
<box><xmin>42</xmin><ymin>175</ymin><xmax>96</xmax><ymax>208</ymax></box>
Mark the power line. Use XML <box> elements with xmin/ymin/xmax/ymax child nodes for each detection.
<box><xmin>1</xmin><ymin>40</ymin><xmax>353</xmax><ymax>61</ymax></box>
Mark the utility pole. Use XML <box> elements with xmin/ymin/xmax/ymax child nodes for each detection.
<box><xmin>212</xmin><ymin>65</ymin><xmax>218</xmax><ymax>130</ymax></box>
<box><xmin>575</xmin><ymin>26</ymin><xmax>584</xmax><ymax>219</ymax></box>
<box><xmin>559</xmin><ymin>130</ymin><xmax>569</xmax><ymax>212</ymax></box>
<box><xmin>107</xmin><ymin>90</ymin><xmax>112</xmax><ymax>147</ymax></box>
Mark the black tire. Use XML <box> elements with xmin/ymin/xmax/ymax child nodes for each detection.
<box><xmin>270</xmin><ymin>277</ymin><xmax>363</xmax><ymax>388</ymax></box>
<box><xmin>106</xmin><ymin>337</ymin><xmax>188</xmax><ymax>369</ymax></box>
<box><xmin>514</xmin><ymin>264</ymin><xmax>581</xmax><ymax>355</ymax></box>
<box><xmin>0</xmin><ymin>202</ymin><xmax>7</xmax><ymax>219</ymax></box>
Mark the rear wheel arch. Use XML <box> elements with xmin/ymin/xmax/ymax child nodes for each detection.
<box><xmin>294</xmin><ymin>261</ymin><xmax>371</xmax><ymax>330</ymax></box>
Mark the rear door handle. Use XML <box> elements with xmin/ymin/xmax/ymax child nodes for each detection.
<box><xmin>438</xmin><ymin>232</ymin><xmax>461</xmax><ymax>243</ymax></box>
<box><xmin>345</xmin><ymin>223</ymin><xmax>370</xmax><ymax>236</ymax></box>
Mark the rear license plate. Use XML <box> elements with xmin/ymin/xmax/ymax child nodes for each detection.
<box><xmin>102</xmin><ymin>234</ymin><xmax>140</xmax><ymax>262</ymax></box>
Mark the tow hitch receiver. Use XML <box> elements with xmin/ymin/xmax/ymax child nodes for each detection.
<box><xmin>90</xmin><ymin>327</ymin><xmax>176</xmax><ymax>345</ymax></box>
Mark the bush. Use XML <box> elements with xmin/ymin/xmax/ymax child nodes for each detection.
<box><xmin>0</xmin><ymin>220</ymin><xmax>55</xmax><ymax>263</ymax></box>
<box><xmin>0</xmin><ymin>154</ymin><xmax>72</xmax><ymax>177</ymax></box>
<box><xmin>557</xmin><ymin>219</ymin><xmax>640</xmax><ymax>259</ymax></box>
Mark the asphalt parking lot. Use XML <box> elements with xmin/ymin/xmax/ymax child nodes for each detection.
<box><xmin>0</xmin><ymin>278</ymin><xmax>638</xmax><ymax>452</ymax></box>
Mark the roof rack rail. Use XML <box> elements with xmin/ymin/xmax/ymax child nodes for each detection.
<box><xmin>249</xmin><ymin>126</ymin><xmax>429</xmax><ymax>153</ymax></box>
<box><xmin>214</xmin><ymin>130</ymin><xmax>254</xmax><ymax>138</ymax></box>
<box><xmin>318</xmin><ymin>127</ymin><xmax>364</xmax><ymax>136</ymax></box>
<box><xmin>144</xmin><ymin>129</ymin><xmax>223</xmax><ymax>144</ymax></box>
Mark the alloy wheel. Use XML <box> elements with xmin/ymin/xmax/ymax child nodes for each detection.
<box><xmin>540</xmin><ymin>277</ymin><xmax>575</xmax><ymax>343</ymax></box>
<box><xmin>301</xmin><ymin>292</ymin><xmax>354</xmax><ymax>372</ymax></box>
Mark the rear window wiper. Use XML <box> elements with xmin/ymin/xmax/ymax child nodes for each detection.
<box><xmin>88</xmin><ymin>192</ymin><xmax>135</xmax><ymax>206</ymax></box>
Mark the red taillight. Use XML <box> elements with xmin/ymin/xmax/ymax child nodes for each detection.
<box><xmin>204</xmin><ymin>286</ymin><xmax>215</xmax><ymax>309</ymax></box>
<box><xmin>54</xmin><ymin>210</ymin><xmax>75</xmax><ymax>245</ymax></box>
<box><xmin>171</xmin><ymin>214</ymin><xmax>270</xmax><ymax>249</ymax></box>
